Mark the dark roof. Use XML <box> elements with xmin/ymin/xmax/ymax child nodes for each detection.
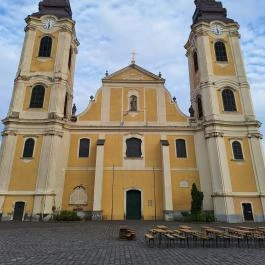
<box><xmin>192</xmin><ymin>0</ymin><xmax>235</xmax><ymax>26</ymax></box>
<box><xmin>31</xmin><ymin>0</ymin><xmax>72</xmax><ymax>19</ymax></box>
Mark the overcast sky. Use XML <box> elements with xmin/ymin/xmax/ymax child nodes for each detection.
<box><xmin>0</xmin><ymin>0</ymin><xmax>265</xmax><ymax>149</ymax></box>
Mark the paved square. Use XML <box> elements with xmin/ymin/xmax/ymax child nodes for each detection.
<box><xmin>0</xmin><ymin>221</ymin><xmax>265</xmax><ymax>265</ymax></box>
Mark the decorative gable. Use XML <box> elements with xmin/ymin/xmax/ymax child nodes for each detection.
<box><xmin>103</xmin><ymin>63</ymin><xmax>165</xmax><ymax>83</ymax></box>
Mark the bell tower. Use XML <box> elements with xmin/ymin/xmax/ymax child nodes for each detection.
<box><xmin>186</xmin><ymin>0</ymin><xmax>265</xmax><ymax>222</ymax></box>
<box><xmin>0</xmin><ymin>0</ymin><xmax>79</xmax><ymax>221</ymax></box>
<box><xmin>9</xmin><ymin>0</ymin><xmax>78</xmax><ymax>120</ymax></box>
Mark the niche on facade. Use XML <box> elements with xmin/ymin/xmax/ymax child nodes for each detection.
<box><xmin>69</xmin><ymin>186</ymin><xmax>88</xmax><ymax>205</ymax></box>
<box><xmin>127</xmin><ymin>90</ymin><xmax>140</xmax><ymax>117</ymax></box>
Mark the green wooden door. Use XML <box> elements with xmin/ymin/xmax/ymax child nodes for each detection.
<box><xmin>13</xmin><ymin>202</ymin><xmax>25</xmax><ymax>221</ymax></box>
<box><xmin>126</xmin><ymin>190</ymin><xmax>141</xmax><ymax>220</ymax></box>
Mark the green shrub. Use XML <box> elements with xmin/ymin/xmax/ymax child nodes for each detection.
<box><xmin>181</xmin><ymin>211</ymin><xmax>189</xmax><ymax>217</ymax></box>
<box><xmin>183</xmin><ymin>212</ymin><xmax>215</xmax><ymax>222</ymax></box>
<box><xmin>54</xmin><ymin>211</ymin><xmax>81</xmax><ymax>221</ymax></box>
<box><xmin>191</xmin><ymin>183</ymin><xmax>204</xmax><ymax>214</ymax></box>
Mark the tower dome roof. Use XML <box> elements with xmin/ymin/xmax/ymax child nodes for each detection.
<box><xmin>31</xmin><ymin>0</ymin><xmax>72</xmax><ymax>19</ymax></box>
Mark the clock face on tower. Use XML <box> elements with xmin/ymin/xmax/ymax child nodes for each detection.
<box><xmin>212</xmin><ymin>24</ymin><xmax>223</xmax><ymax>35</ymax></box>
<box><xmin>43</xmin><ymin>18</ymin><xmax>56</xmax><ymax>30</ymax></box>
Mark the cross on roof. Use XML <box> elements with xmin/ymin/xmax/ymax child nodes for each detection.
<box><xmin>130</xmin><ymin>50</ymin><xmax>137</xmax><ymax>64</ymax></box>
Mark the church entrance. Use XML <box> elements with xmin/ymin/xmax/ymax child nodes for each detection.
<box><xmin>242</xmin><ymin>203</ymin><xmax>254</xmax><ymax>221</ymax></box>
<box><xmin>126</xmin><ymin>190</ymin><xmax>141</xmax><ymax>220</ymax></box>
<box><xmin>13</xmin><ymin>202</ymin><xmax>25</xmax><ymax>221</ymax></box>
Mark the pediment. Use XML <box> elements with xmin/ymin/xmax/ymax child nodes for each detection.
<box><xmin>103</xmin><ymin>64</ymin><xmax>165</xmax><ymax>83</ymax></box>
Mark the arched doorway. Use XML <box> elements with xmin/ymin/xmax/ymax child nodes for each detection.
<box><xmin>126</xmin><ymin>190</ymin><xmax>141</xmax><ymax>220</ymax></box>
<box><xmin>13</xmin><ymin>202</ymin><xmax>25</xmax><ymax>221</ymax></box>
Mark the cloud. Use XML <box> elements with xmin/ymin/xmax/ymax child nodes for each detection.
<box><xmin>0</xmin><ymin>0</ymin><xmax>265</xmax><ymax>146</ymax></box>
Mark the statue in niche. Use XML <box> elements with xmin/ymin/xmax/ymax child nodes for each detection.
<box><xmin>189</xmin><ymin>105</ymin><xmax>195</xmax><ymax>117</ymax></box>
<box><xmin>130</xmin><ymin>95</ymin><xmax>137</xmax><ymax>111</ymax></box>
<box><xmin>72</xmin><ymin>104</ymin><xmax>77</xmax><ymax>116</ymax></box>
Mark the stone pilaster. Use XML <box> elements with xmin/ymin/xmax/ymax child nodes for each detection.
<box><xmin>92</xmin><ymin>139</ymin><xmax>105</xmax><ymax>221</ymax></box>
<box><xmin>0</xmin><ymin>131</ymin><xmax>17</xmax><ymax>214</ymax></box>
<box><xmin>33</xmin><ymin>130</ymin><xmax>63</xmax><ymax>219</ymax></box>
<box><xmin>205</xmin><ymin>132</ymin><xmax>237</xmax><ymax>222</ymax></box>
<box><xmin>248</xmin><ymin>133</ymin><xmax>265</xmax><ymax>221</ymax></box>
<box><xmin>160</xmin><ymin>140</ymin><xmax>174</xmax><ymax>221</ymax></box>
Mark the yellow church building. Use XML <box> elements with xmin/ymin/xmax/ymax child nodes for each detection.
<box><xmin>0</xmin><ymin>0</ymin><xmax>265</xmax><ymax>223</ymax></box>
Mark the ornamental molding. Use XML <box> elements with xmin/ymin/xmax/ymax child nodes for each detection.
<box><xmin>229</xmin><ymin>31</ymin><xmax>240</xmax><ymax>38</ymax></box>
<box><xmin>9</xmin><ymin>112</ymin><xmax>20</xmax><ymax>119</ymax></box>
<box><xmin>24</xmin><ymin>25</ymin><xmax>36</xmax><ymax>32</ymax></box>
<box><xmin>44</xmin><ymin>129</ymin><xmax>63</xmax><ymax>137</ymax></box>
<box><xmin>205</xmin><ymin>132</ymin><xmax>224</xmax><ymax>139</ymax></box>
<box><xmin>212</xmin><ymin>192</ymin><xmax>265</xmax><ymax>198</ymax></box>
<box><xmin>1</xmin><ymin>130</ymin><xmax>17</xmax><ymax>137</ymax></box>
<box><xmin>15</xmin><ymin>75</ymin><xmax>31</xmax><ymax>82</ymax></box>
<box><xmin>248</xmin><ymin>133</ymin><xmax>263</xmax><ymax>139</ymax></box>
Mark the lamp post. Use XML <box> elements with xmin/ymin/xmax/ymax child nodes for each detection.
<box><xmin>153</xmin><ymin>167</ymin><xmax>157</xmax><ymax>221</ymax></box>
<box><xmin>111</xmin><ymin>164</ymin><xmax>115</xmax><ymax>221</ymax></box>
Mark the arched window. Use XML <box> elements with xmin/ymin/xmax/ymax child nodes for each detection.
<box><xmin>126</xmin><ymin>138</ymin><xmax>142</xmax><ymax>158</ymax></box>
<box><xmin>222</xmin><ymin>89</ymin><xmax>237</xmax><ymax>111</ymax></box>
<box><xmin>38</xmin><ymin>36</ymin><xmax>52</xmax><ymax>57</ymax></box>
<box><xmin>69</xmin><ymin>186</ymin><xmax>87</xmax><ymax>205</ymax></box>
<box><xmin>30</xmin><ymin>85</ymin><xmax>45</xmax><ymax>108</ymax></box>
<box><xmin>176</xmin><ymin>139</ymin><xmax>187</xmax><ymax>158</ymax></box>
<box><xmin>193</xmin><ymin>52</ymin><xmax>199</xmax><ymax>72</ymax></box>
<box><xmin>79</xmin><ymin>139</ymin><xmax>90</xmax><ymax>157</ymax></box>
<box><xmin>232</xmin><ymin>141</ymin><xmax>244</xmax><ymax>160</ymax></box>
<box><xmin>215</xmin><ymin>41</ymin><xmax>228</xmax><ymax>62</ymax></box>
<box><xmin>23</xmin><ymin>138</ymin><xmax>35</xmax><ymax>158</ymax></box>
<box><xmin>68</xmin><ymin>47</ymin><xmax>72</xmax><ymax>70</ymax></box>
<box><xmin>197</xmin><ymin>96</ymin><xmax>203</xmax><ymax>119</ymax></box>
<box><xmin>129</xmin><ymin>95</ymin><xmax>137</xmax><ymax>111</ymax></box>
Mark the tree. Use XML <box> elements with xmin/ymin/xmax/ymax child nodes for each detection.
<box><xmin>191</xmin><ymin>183</ymin><xmax>204</xmax><ymax>214</ymax></box>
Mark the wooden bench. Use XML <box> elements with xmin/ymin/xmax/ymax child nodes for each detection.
<box><xmin>192</xmin><ymin>232</ymin><xmax>213</xmax><ymax>248</ymax></box>
<box><xmin>119</xmin><ymin>227</ymin><xmax>136</xmax><ymax>240</ymax></box>
<box><xmin>145</xmin><ymin>233</ymin><xmax>155</xmax><ymax>247</ymax></box>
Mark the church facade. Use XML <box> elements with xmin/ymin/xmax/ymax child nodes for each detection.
<box><xmin>0</xmin><ymin>0</ymin><xmax>265</xmax><ymax>223</ymax></box>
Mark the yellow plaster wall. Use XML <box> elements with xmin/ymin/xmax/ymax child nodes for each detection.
<box><xmin>67</xmin><ymin>134</ymin><xmax>98</xmax><ymax>167</ymax></box>
<box><xmin>233</xmin><ymin>197</ymin><xmax>263</xmax><ymax>215</ymax></box>
<box><xmin>171</xmin><ymin>171</ymin><xmax>200</xmax><ymax>211</ymax></box>
<box><xmin>8</xmin><ymin>135</ymin><xmax>43</xmax><ymax>191</ymax></box>
<box><xmin>217</xmin><ymin>89</ymin><xmax>243</xmax><ymax>114</ymax></box>
<box><xmin>146</xmin><ymin>88</ymin><xmax>157</xmax><ymax>122</ymax></box>
<box><xmin>209</xmin><ymin>36</ymin><xmax>236</xmax><ymax>76</ymax></box>
<box><xmin>3</xmin><ymin>196</ymin><xmax>34</xmax><ymax>215</ymax></box>
<box><xmin>224</xmin><ymin>137</ymin><xmax>256</xmax><ymax>192</ymax></box>
<box><xmin>62</xmin><ymin>170</ymin><xmax>95</xmax><ymax>211</ymax></box>
<box><xmin>23</xmin><ymin>85</ymin><xmax>51</xmax><ymax>111</ymax></box>
<box><xmin>79</xmin><ymin>90</ymin><xmax>102</xmax><ymax>121</ymax></box>
<box><xmin>30</xmin><ymin>31</ymin><xmax>58</xmax><ymax>73</ymax></box>
<box><xmin>110</xmin><ymin>88</ymin><xmax>122</xmax><ymax>121</ymax></box>
<box><xmin>168</xmin><ymin>135</ymin><xmax>197</xmax><ymax>168</ymax></box>
<box><xmin>104</xmin><ymin>135</ymin><xmax>123</xmax><ymax>167</ymax></box>
<box><xmin>145</xmin><ymin>134</ymin><xmax>162</xmax><ymax>167</ymax></box>
<box><xmin>101</xmin><ymin>170</ymin><xmax>164</xmax><ymax>220</ymax></box>
<box><xmin>165</xmin><ymin>92</ymin><xmax>187</xmax><ymax>122</ymax></box>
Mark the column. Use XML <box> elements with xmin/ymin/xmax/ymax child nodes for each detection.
<box><xmin>248</xmin><ymin>134</ymin><xmax>265</xmax><ymax>222</ymax></box>
<box><xmin>160</xmin><ymin>140</ymin><xmax>174</xmax><ymax>221</ymax></box>
<box><xmin>205</xmin><ymin>132</ymin><xmax>237</xmax><ymax>223</ymax></box>
<box><xmin>33</xmin><ymin>130</ymin><xmax>63</xmax><ymax>220</ymax></box>
<box><xmin>0</xmin><ymin>131</ymin><xmax>17</xmax><ymax>216</ymax></box>
<box><xmin>92</xmin><ymin>139</ymin><xmax>105</xmax><ymax>220</ymax></box>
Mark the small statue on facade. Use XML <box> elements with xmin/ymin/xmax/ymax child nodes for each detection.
<box><xmin>189</xmin><ymin>105</ymin><xmax>195</xmax><ymax>117</ymax></box>
<box><xmin>130</xmin><ymin>96</ymin><xmax>137</xmax><ymax>111</ymax></box>
<box><xmin>72</xmin><ymin>104</ymin><xmax>77</xmax><ymax>116</ymax></box>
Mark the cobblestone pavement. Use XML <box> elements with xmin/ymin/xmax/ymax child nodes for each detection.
<box><xmin>0</xmin><ymin>221</ymin><xmax>265</xmax><ymax>265</ymax></box>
